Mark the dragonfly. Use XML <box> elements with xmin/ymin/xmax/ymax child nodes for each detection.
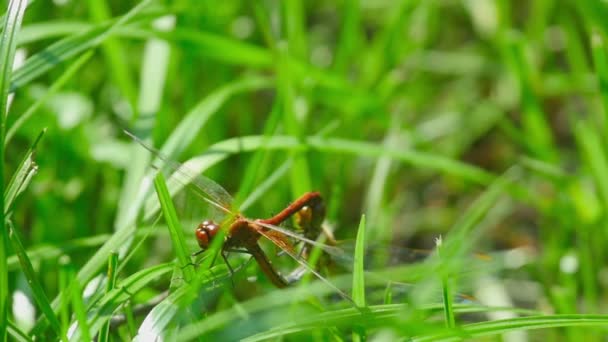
<box><xmin>124</xmin><ymin>131</ymin><xmax>353</xmax><ymax>304</ymax></box>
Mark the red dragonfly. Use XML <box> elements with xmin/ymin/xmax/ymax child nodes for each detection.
<box><xmin>125</xmin><ymin>131</ymin><xmax>352</xmax><ymax>303</ymax></box>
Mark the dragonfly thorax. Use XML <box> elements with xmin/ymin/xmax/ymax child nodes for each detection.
<box><xmin>195</xmin><ymin>220</ymin><xmax>221</xmax><ymax>249</ymax></box>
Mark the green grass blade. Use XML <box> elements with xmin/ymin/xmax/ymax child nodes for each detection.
<box><xmin>70</xmin><ymin>263</ymin><xmax>173</xmax><ymax>341</ymax></box>
<box><xmin>98</xmin><ymin>252</ymin><xmax>118</xmax><ymax>342</ymax></box>
<box><xmin>7</xmin><ymin>319</ymin><xmax>31</xmax><ymax>342</ymax></box>
<box><xmin>86</xmin><ymin>0</ymin><xmax>137</xmax><ymax>107</ymax></box>
<box><xmin>574</xmin><ymin>120</ymin><xmax>608</xmax><ymax>206</ymax></box>
<box><xmin>276</xmin><ymin>47</ymin><xmax>312</xmax><ymax>196</ymax></box>
<box><xmin>0</xmin><ymin>1</ymin><xmax>28</xmax><ymax>340</ymax></box>
<box><xmin>504</xmin><ymin>35</ymin><xmax>555</xmax><ymax>161</ymax></box>
<box><xmin>6</xmin><ymin>228</ymin><xmax>159</xmax><ymax>272</ymax></box>
<box><xmin>30</xmin><ymin>224</ymin><xmax>138</xmax><ymax>335</ymax></box>
<box><xmin>134</xmin><ymin>265</ymin><xmax>231</xmax><ymax>340</ymax></box>
<box><xmin>7</xmin><ymin>221</ymin><xmax>65</xmax><ymax>340</ymax></box>
<box><xmin>9</xmin><ymin>0</ymin><xmax>156</xmax><ymax>92</ymax></box>
<box><xmin>4</xmin><ymin>129</ymin><xmax>44</xmax><ymax>213</ymax></box>
<box><xmin>68</xmin><ymin>266</ymin><xmax>92</xmax><ymax>342</ymax></box>
<box><xmin>282</xmin><ymin>0</ymin><xmax>307</xmax><ymax>58</ymax></box>
<box><xmin>133</xmin><ymin>14</ymin><xmax>173</xmax><ymax>124</ymax></box>
<box><xmin>352</xmin><ymin>215</ymin><xmax>367</xmax><ymax>341</ymax></box>
<box><xmin>141</xmin><ymin>134</ymin><xmax>501</xmax><ymax>224</ymax></box>
<box><xmin>591</xmin><ymin>28</ymin><xmax>608</xmax><ymax>138</ymax></box>
<box><xmin>6</xmin><ymin>50</ymin><xmax>92</xmax><ymax>142</ymax></box>
<box><xmin>114</xmin><ymin>12</ymin><xmax>173</xmax><ymax>234</ymax></box>
<box><xmin>413</xmin><ymin>314</ymin><xmax>608</xmax><ymax>342</ymax></box>
<box><xmin>352</xmin><ymin>215</ymin><xmax>366</xmax><ymax>308</ymax></box>
<box><xmin>437</xmin><ymin>237</ymin><xmax>455</xmax><ymax>329</ymax></box>
<box><xmin>333</xmin><ymin>0</ymin><xmax>360</xmax><ymax>73</ymax></box>
<box><xmin>153</xmin><ymin>172</ymin><xmax>194</xmax><ymax>282</ymax></box>
<box><xmin>155</xmin><ymin>76</ymin><xmax>272</xmax><ymax>161</ymax></box>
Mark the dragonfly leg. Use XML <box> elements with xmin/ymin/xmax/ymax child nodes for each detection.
<box><xmin>192</xmin><ymin>249</ymin><xmax>205</xmax><ymax>257</ymax></box>
<box><xmin>208</xmin><ymin>251</ymin><xmax>218</xmax><ymax>268</ymax></box>
<box><xmin>224</xmin><ymin>248</ymin><xmax>252</xmax><ymax>255</ymax></box>
<box><xmin>220</xmin><ymin>252</ymin><xmax>239</xmax><ymax>288</ymax></box>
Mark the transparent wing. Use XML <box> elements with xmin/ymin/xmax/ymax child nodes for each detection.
<box><xmin>253</xmin><ymin>224</ymin><xmax>356</xmax><ymax>306</ymax></box>
<box><xmin>255</xmin><ymin>221</ymin><xmax>345</xmax><ymax>257</ymax></box>
<box><xmin>125</xmin><ymin>130</ymin><xmax>234</xmax><ymax>214</ymax></box>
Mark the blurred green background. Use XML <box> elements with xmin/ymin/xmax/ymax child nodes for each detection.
<box><xmin>4</xmin><ymin>0</ymin><xmax>608</xmax><ymax>340</ymax></box>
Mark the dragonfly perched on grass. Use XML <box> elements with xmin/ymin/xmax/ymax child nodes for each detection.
<box><xmin>125</xmin><ymin>131</ymin><xmax>354</xmax><ymax>304</ymax></box>
<box><xmin>125</xmin><ymin>131</ymin><xmax>497</xmax><ymax>308</ymax></box>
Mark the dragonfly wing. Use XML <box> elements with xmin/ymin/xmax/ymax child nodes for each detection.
<box><xmin>253</xmin><ymin>224</ymin><xmax>355</xmax><ymax>306</ymax></box>
<box><xmin>126</xmin><ymin>130</ymin><xmax>234</xmax><ymax>213</ymax></box>
<box><xmin>165</xmin><ymin>158</ymin><xmax>233</xmax><ymax>214</ymax></box>
<box><xmin>254</xmin><ymin>221</ymin><xmax>345</xmax><ymax>257</ymax></box>
<box><xmin>263</xmin><ymin>230</ymin><xmax>296</xmax><ymax>255</ymax></box>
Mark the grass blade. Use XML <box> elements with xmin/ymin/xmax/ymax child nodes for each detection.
<box><xmin>352</xmin><ymin>215</ymin><xmax>366</xmax><ymax>308</ymax></box>
<box><xmin>413</xmin><ymin>314</ymin><xmax>608</xmax><ymax>342</ymax></box>
<box><xmin>437</xmin><ymin>237</ymin><xmax>455</xmax><ymax>329</ymax></box>
<box><xmin>68</xmin><ymin>266</ymin><xmax>92</xmax><ymax>342</ymax></box>
<box><xmin>0</xmin><ymin>1</ymin><xmax>28</xmax><ymax>340</ymax></box>
<box><xmin>352</xmin><ymin>214</ymin><xmax>367</xmax><ymax>341</ymax></box>
<box><xmin>4</xmin><ymin>129</ymin><xmax>44</xmax><ymax>213</ymax></box>
<box><xmin>98</xmin><ymin>252</ymin><xmax>118</xmax><ymax>342</ymax></box>
<box><xmin>9</xmin><ymin>0</ymin><xmax>156</xmax><ymax>92</ymax></box>
<box><xmin>7</xmin><ymin>319</ymin><xmax>30</xmax><ymax>342</ymax></box>
<box><xmin>8</xmin><ymin>221</ymin><xmax>65</xmax><ymax>340</ymax></box>
<box><xmin>6</xmin><ymin>50</ymin><xmax>92</xmax><ymax>142</ymax></box>
<box><xmin>153</xmin><ymin>172</ymin><xmax>194</xmax><ymax>282</ymax></box>
<box><xmin>69</xmin><ymin>263</ymin><xmax>173</xmax><ymax>341</ymax></box>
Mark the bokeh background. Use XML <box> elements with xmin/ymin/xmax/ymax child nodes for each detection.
<box><xmin>4</xmin><ymin>0</ymin><xmax>608</xmax><ymax>340</ymax></box>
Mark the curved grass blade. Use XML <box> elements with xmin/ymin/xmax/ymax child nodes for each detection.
<box><xmin>6</xmin><ymin>50</ymin><xmax>92</xmax><ymax>142</ymax></box>
<box><xmin>5</xmin><ymin>129</ymin><xmax>44</xmax><ymax>213</ymax></box>
<box><xmin>412</xmin><ymin>314</ymin><xmax>608</xmax><ymax>342</ymax></box>
<box><xmin>133</xmin><ymin>264</ymin><xmax>231</xmax><ymax>341</ymax></box>
<box><xmin>69</xmin><ymin>263</ymin><xmax>173</xmax><ymax>341</ymax></box>
<box><xmin>30</xmin><ymin>223</ymin><xmax>139</xmax><ymax>335</ymax></box>
<box><xmin>133</xmin><ymin>134</ymin><xmax>505</xmax><ymax>231</ymax></box>
<box><xmin>7</xmin><ymin>221</ymin><xmax>65</xmax><ymax>340</ymax></box>
<box><xmin>9</xmin><ymin>0</ymin><xmax>156</xmax><ymax>92</ymax></box>
<box><xmin>7</xmin><ymin>319</ymin><xmax>30</xmax><ymax>342</ymax></box>
<box><xmin>6</xmin><ymin>227</ymin><xmax>159</xmax><ymax>272</ymax></box>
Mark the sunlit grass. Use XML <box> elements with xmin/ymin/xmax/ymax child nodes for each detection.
<box><xmin>4</xmin><ymin>0</ymin><xmax>608</xmax><ymax>340</ymax></box>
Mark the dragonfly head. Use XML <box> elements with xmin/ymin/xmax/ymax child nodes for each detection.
<box><xmin>295</xmin><ymin>196</ymin><xmax>325</xmax><ymax>236</ymax></box>
<box><xmin>195</xmin><ymin>220</ymin><xmax>221</xmax><ymax>249</ymax></box>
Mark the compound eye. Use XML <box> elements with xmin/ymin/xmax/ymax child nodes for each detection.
<box><xmin>195</xmin><ymin>220</ymin><xmax>221</xmax><ymax>249</ymax></box>
<box><xmin>195</xmin><ymin>225</ymin><xmax>209</xmax><ymax>249</ymax></box>
<box><xmin>205</xmin><ymin>221</ymin><xmax>220</xmax><ymax>238</ymax></box>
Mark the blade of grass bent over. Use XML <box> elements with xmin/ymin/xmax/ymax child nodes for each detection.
<box><xmin>5</xmin><ymin>129</ymin><xmax>44</xmax><ymax>213</ymax></box>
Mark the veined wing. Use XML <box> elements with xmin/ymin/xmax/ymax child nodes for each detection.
<box><xmin>254</xmin><ymin>220</ymin><xmax>345</xmax><ymax>257</ymax></box>
<box><xmin>253</xmin><ymin>224</ymin><xmax>356</xmax><ymax>306</ymax></box>
<box><xmin>125</xmin><ymin>130</ymin><xmax>233</xmax><ymax>214</ymax></box>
